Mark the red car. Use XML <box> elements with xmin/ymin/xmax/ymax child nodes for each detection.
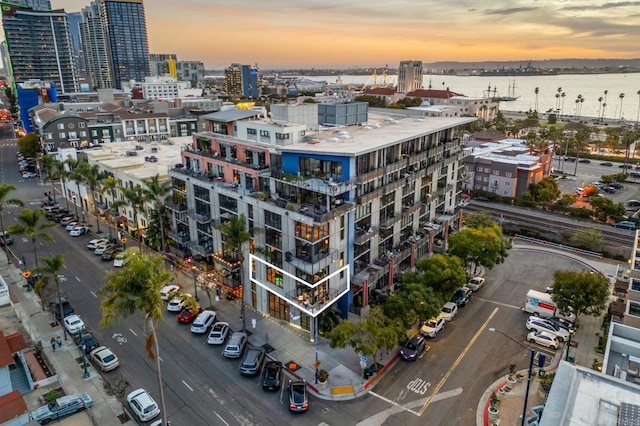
<box><xmin>177</xmin><ymin>307</ymin><xmax>202</xmax><ymax>324</ymax></box>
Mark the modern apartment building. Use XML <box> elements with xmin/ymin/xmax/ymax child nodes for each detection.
<box><xmin>177</xmin><ymin>60</ymin><xmax>205</xmax><ymax>88</ymax></box>
<box><xmin>397</xmin><ymin>60</ymin><xmax>423</xmax><ymax>94</ymax></box>
<box><xmin>149</xmin><ymin>53</ymin><xmax>176</xmax><ymax>76</ymax></box>
<box><xmin>167</xmin><ymin>110</ymin><xmax>474</xmax><ymax>335</ymax></box>
<box><xmin>224</xmin><ymin>63</ymin><xmax>242</xmax><ymax>96</ymax></box>
<box><xmin>98</xmin><ymin>0</ymin><xmax>150</xmax><ymax>88</ymax></box>
<box><xmin>67</xmin><ymin>12</ymin><xmax>87</xmax><ymax>86</ymax></box>
<box><xmin>4</xmin><ymin>0</ymin><xmax>50</xmax><ymax>10</ymax></box>
<box><xmin>1</xmin><ymin>2</ymin><xmax>78</xmax><ymax>93</ymax></box>
<box><xmin>79</xmin><ymin>2</ymin><xmax>112</xmax><ymax>89</ymax></box>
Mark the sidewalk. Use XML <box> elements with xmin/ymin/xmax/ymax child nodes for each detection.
<box><xmin>0</xmin><ymin>248</ymin><xmax>132</xmax><ymax>426</ymax></box>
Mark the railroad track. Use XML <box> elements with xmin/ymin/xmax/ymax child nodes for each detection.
<box><xmin>462</xmin><ymin>201</ymin><xmax>634</xmax><ymax>247</ymax></box>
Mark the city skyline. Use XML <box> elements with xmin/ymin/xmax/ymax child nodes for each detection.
<box><xmin>5</xmin><ymin>0</ymin><xmax>640</xmax><ymax>69</ymax></box>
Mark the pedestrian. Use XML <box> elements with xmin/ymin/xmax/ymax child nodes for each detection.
<box><xmin>56</xmin><ymin>336</ymin><xmax>62</xmax><ymax>349</ymax></box>
<box><xmin>50</xmin><ymin>337</ymin><xmax>56</xmax><ymax>352</ymax></box>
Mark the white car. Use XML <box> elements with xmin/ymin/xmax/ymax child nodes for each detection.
<box><xmin>440</xmin><ymin>302</ymin><xmax>458</xmax><ymax>321</ymax></box>
<box><xmin>94</xmin><ymin>243</ymin><xmax>115</xmax><ymax>255</ymax></box>
<box><xmin>466</xmin><ymin>277</ymin><xmax>485</xmax><ymax>291</ymax></box>
<box><xmin>87</xmin><ymin>238</ymin><xmax>108</xmax><ymax>250</ymax></box>
<box><xmin>65</xmin><ymin>222</ymin><xmax>80</xmax><ymax>231</ymax></box>
<box><xmin>126</xmin><ymin>388</ymin><xmax>160</xmax><ymax>422</ymax></box>
<box><xmin>190</xmin><ymin>310</ymin><xmax>217</xmax><ymax>334</ymax></box>
<box><xmin>22</xmin><ymin>171</ymin><xmax>37</xmax><ymax>178</ymax></box>
<box><xmin>69</xmin><ymin>226</ymin><xmax>88</xmax><ymax>236</ymax></box>
<box><xmin>113</xmin><ymin>254</ymin><xmax>126</xmax><ymax>267</ymax></box>
<box><xmin>166</xmin><ymin>293</ymin><xmax>190</xmax><ymax>312</ymax></box>
<box><xmin>527</xmin><ymin>331</ymin><xmax>560</xmax><ymax>350</ymax></box>
<box><xmin>420</xmin><ymin>316</ymin><xmax>445</xmax><ymax>338</ymax></box>
<box><xmin>63</xmin><ymin>314</ymin><xmax>85</xmax><ymax>334</ymax></box>
<box><xmin>89</xmin><ymin>346</ymin><xmax>120</xmax><ymax>371</ymax></box>
<box><xmin>526</xmin><ymin>316</ymin><xmax>570</xmax><ymax>342</ymax></box>
<box><xmin>207</xmin><ymin>322</ymin><xmax>230</xmax><ymax>345</ymax></box>
<box><xmin>160</xmin><ymin>284</ymin><xmax>180</xmax><ymax>301</ymax></box>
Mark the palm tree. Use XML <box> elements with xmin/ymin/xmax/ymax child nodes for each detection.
<box><xmin>65</xmin><ymin>158</ymin><xmax>83</xmax><ymax>219</ymax></box>
<box><xmin>99</xmin><ymin>252</ymin><xmax>174</xmax><ymax>426</ymax></box>
<box><xmin>0</xmin><ymin>183</ymin><xmax>24</xmax><ymax>262</ymax></box>
<box><xmin>141</xmin><ymin>175</ymin><xmax>172</xmax><ymax>253</ymax></box>
<box><xmin>598</xmin><ymin>97</ymin><xmax>603</xmax><ymax>120</ymax></box>
<box><xmin>41</xmin><ymin>155</ymin><xmax>60</xmax><ymax>203</ymax></box>
<box><xmin>602</xmin><ymin>90</ymin><xmax>609</xmax><ymax>119</ymax></box>
<box><xmin>34</xmin><ymin>255</ymin><xmax>68</xmax><ymax>338</ymax></box>
<box><xmin>216</xmin><ymin>213</ymin><xmax>252</xmax><ymax>331</ymax></box>
<box><xmin>111</xmin><ymin>186</ymin><xmax>146</xmax><ymax>251</ymax></box>
<box><xmin>636</xmin><ymin>90</ymin><xmax>640</xmax><ymax>126</ymax></box>
<box><xmin>534</xmin><ymin>87</ymin><xmax>539</xmax><ymax>112</ymax></box>
<box><xmin>8</xmin><ymin>208</ymin><xmax>54</xmax><ymax>269</ymax></box>
<box><xmin>619</xmin><ymin>93</ymin><xmax>626</xmax><ymax>120</ymax></box>
<box><xmin>101</xmin><ymin>176</ymin><xmax>118</xmax><ymax>241</ymax></box>
<box><xmin>78</xmin><ymin>162</ymin><xmax>105</xmax><ymax>233</ymax></box>
<box><xmin>561</xmin><ymin>92</ymin><xmax>566</xmax><ymax>117</ymax></box>
<box><xmin>572</xmin><ymin>126</ymin><xmax>592</xmax><ymax>175</ymax></box>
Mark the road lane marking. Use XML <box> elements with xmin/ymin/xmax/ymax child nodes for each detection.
<box><xmin>75</xmin><ymin>276</ymin><xmax>81</xmax><ymax>282</ymax></box>
<box><xmin>129</xmin><ymin>329</ymin><xmax>137</xmax><ymax>336</ymax></box>
<box><xmin>474</xmin><ymin>296</ymin><xmax>520</xmax><ymax>310</ymax></box>
<box><xmin>214</xmin><ymin>411</ymin><xmax>229</xmax><ymax>426</ymax></box>
<box><xmin>63</xmin><ymin>264</ymin><xmax>67</xmax><ymax>269</ymax></box>
<box><xmin>418</xmin><ymin>307</ymin><xmax>499</xmax><ymax>416</ymax></box>
<box><xmin>182</xmin><ymin>380</ymin><xmax>194</xmax><ymax>392</ymax></box>
<box><xmin>90</xmin><ymin>291</ymin><xmax>97</xmax><ymax>298</ymax></box>
<box><xmin>159</xmin><ymin>356</ymin><xmax>163</xmax><ymax>362</ymax></box>
<box><xmin>369</xmin><ymin>391</ymin><xmax>420</xmax><ymax>416</ymax></box>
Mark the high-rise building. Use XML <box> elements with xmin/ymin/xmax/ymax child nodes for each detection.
<box><xmin>224</xmin><ymin>63</ymin><xmax>242</xmax><ymax>96</ymax></box>
<box><xmin>176</xmin><ymin>61</ymin><xmax>204</xmax><ymax>87</ymax></box>
<box><xmin>241</xmin><ymin>64</ymin><xmax>259</xmax><ymax>99</ymax></box>
<box><xmin>1</xmin><ymin>2</ymin><xmax>78</xmax><ymax>93</ymax></box>
<box><xmin>67</xmin><ymin>12</ymin><xmax>87</xmax><ymax>87</ymax></box>
<box><xmin>79</xmin><ymin>1</ymin><xmax>112</xmax><ymax>89</ymax></box>
<box><xmin>99</xmin><ymin>0</ymin><xmax>150</xmax><ymax>88</ymax></box>
<box><xmin>6</xmin><ymin>0</ymin><xmax>51</xmax><ymax>10</ymax></box>
<box><xmin>149</xmin><ymin>53</ymin><xmax>177</xmax><ymax>76</ymax></box>
<box><xmin>397</xmin><ymin>60</ymin><xmax>423</xmax><ymax>94</ymax></box>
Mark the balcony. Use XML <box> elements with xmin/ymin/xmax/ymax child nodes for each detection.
<box><xmin>167</xmin><ymin>230</ymin><xmax>189</xmax><ymax>243</ymax></box>
<box><xmin>165</xmin><ymin>201</ymin><xmax>188</xmax><ymax>212</ymax></box>
<box><xmin>379</xmin><ymin>214</ymin><xmax>400</xmax><ymax>229</ymax></box>
<box><xmin>186</xmin><ymin>241</ymin><xmax>213</xmax><ymax>257</ymax></box>
<box><xmin>403</xmin><ymin>202</ymin><xmax>422</xmax><ymax>214</ymax></box>
<box><xmin>285</xmin><ymin>248</ymin><xmax>339</xmax><ymax>276</ymax></box>
<box><xmin>184</xmin><ymin>147</ymin><xmax>270</xmax><ymax>171</ymax></box>
<box><xmin>354</xmin><ymin>226</ymin><xmax>378</xmax><ymax>245</ymax></box>
<box><xmin>211</xmin><ymin>251</ymin><xmax>242</xmax><ymax>272</ymax></box>
<box><xmin>188</xmin><ymin>211</ymin><xmax>212</xmax><ymax>224</ymax></box>
<box><xmin>271</xmin><ymin>173</ymin><xmax>355</xmax><ymax>197</ymax></box>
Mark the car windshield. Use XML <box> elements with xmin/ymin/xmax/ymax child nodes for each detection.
<box><xmin>442</xmin><ymin>307</ymin><xmax>452</xmax><ymax>313</ymax></box>
<box><xmin>143</xmin><ymin>403</ymin><xmax>157</xmax><ymax>414</ymax></box>
<box><xmin>103</xmin><ymin>354</ymin><xmax>115</xmax><ymax>362</ymax></box>
<box><xmin>291</xmin><ymin>384</ymin><xmax>305</xmax><ymax>403</ymax></box>
<box><xmin>426</xmin><ymin>320</ymin><xmax>437</xmax><ymax>327</ymax></box>
<box><xmin>405</xmin><ymin>341</ymin><xmax>417</xmax><ymax>350</ymax></box>
<box><xmin>454</xmin><ymin>291</ymin><xmax>463</xmax><ymax>298</ymax></box>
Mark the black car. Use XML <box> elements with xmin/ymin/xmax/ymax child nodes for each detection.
<box><xmin>474</xmin><ymin>196</ymin><xmax>490</xmax><ymax>202</ymax></box>
<box><xmin>287</xmin><ymin>380</ymin><xmax>309</xmax><ymax>412</ymax></box>
<box><xmin>261</xmin><ymin>361</ymin><xmax>283</xmax><ymax>391</ymax></box>
<box><xmin>578</xmin><ymin>159</ymin><xmax>591</xmax><ymax>164</ymax></box>
<box><xmin>620</xmin><ymin>164</ymin><xmax>632</xmax><ymax>169</ymax></box>
<box><xmin>451</xmin><ymin>286</ymin><xmax>473</xmax><ymax>307</ymax></box>
<box><xmin>50</xmin><ymin>297</ymin><xmax>74</xmax><ymax>320</ymax></box>
<box><xmin>77</xmin><ymin>333</ymin><xmax>100</xmax><ymax>354</ymax></box>
<box><xmin>101</xmin><ymin>247</ymin><xmax>121</xmax><ymax>261</ymax></box>
<box><xmin>399</xmin><ymin>335</ymin><xmax>426</xmax><ymax>361</ymax></box>
<box><xmin>543</xmin><ymin>317</ymin><xmax>576</xmax><ymax>333</ymax></box>
<box><xmin>600</xmin><ymin>162</ymin><xmax>613</xmax><ymax>166</ymax></box>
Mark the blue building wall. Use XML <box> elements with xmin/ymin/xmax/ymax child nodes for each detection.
<box><xmin>17</xmin><ymin>83</ymin><xmax>57</xmax><ymax>133</ymax></box>
<box><xmin>241</xmin><ymin>65</ymin><xmax>258</xmax><ymax>99</ymax></box>
<box><xmin>281</xmin><ymin>152</ymin><xmax>351</xmax><ymax>182</ymax></box>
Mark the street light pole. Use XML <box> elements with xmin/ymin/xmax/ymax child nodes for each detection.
<box><xmin>565</xmin><ymin>329</ymin><xmax>575</xmax><ymax>362</ymax></box>
<box><xmin>489</xmin><ymin>328</ymin><xmax>535</xmax><ymax>426</ymax></box>
<box><xmin>78</xmin><ymin>330</ymin><xmax>89</xmax><ymax>379</ymax></box>
<box><xmin>192</xmin><ymin>266</ymin><xmax>199</xmax><ymax>301</ymax></box>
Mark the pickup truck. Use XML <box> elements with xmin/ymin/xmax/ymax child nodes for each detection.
<box><xmin>31</xmin><ymin>393</ymin><xmax>93</xmax><ymax>424</ymax></box>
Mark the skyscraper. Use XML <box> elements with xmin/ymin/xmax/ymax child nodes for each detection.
<box><xmin>99</xmin><ymin>0</ymin><xmax>150</xmax><ymax>88</ymax></box>
<box><xmin>397</xmin><ymin>60</ymin><xmax>423</xmax><ymax>94</ymax></box>
<box><xmin>241</xmin><ymin>64</ymin><xmax>259</xmax><ymax>99</ymax></box>
<box><xmin>67</xmin><ymin>11</ymin><xmax>87</xmax><ymax>86</ymax></box>
<box><xmin>1</xmin><ymin>2</ymin><xmax>78</xmax><ymax>93</ymax></box>
<box><xmin>224</xmin><ymin>63</ymin><xmax>242</xmax><ymax>96</ymax></box>
<box><xmin>79</xmin><ymin>1</ymin><xmax>112</xmax><ymax>89</ymax></box>
<box><xmin>6</xmin><ymin>0</ymin><xmax>51</xmax><ymax>11</ymax></box>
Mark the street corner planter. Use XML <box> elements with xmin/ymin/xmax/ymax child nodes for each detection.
<box><xmin>318</xmin><ymin>379</ymin><xmax>328</xmax><ymax>390</ymax></box>
<box><xmin>506</xmin><ymin>375</ymin><xmax>517</xmax><ymax>384</ymax></box>
<box><xmin>488</xmin><ymin>406</ymin><xmax>500</xmax><ymax>421</ymax></box>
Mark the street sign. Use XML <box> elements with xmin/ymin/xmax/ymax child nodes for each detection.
<box><xmin>359</xmin><ymin>354</ymin><xmax>368</xmax><ymax>362</ymax></box>
<box><xmin>21</xmin><ymin>270</ymin><xmax>31</xmax><ymax>278</ymax></box>
<box><xmin>120</xmin><ymin>237</ymin><xmax>127</xmax><ymax>244</ymax></box>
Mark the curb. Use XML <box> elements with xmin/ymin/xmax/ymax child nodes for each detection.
<box><xmin>364</xmin><ymin>352</ymin><xmax>399</xmax><ymax>389</ymax></box>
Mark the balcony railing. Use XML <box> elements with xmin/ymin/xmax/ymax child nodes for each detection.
<box><xmin>188</xmin><ymin>211</ymin><xmax>212</xmax><ymax>223</ymax></box>
<box><xmin>354</xmin><ymin>226</ymin><xmax>378</xmax><ymax>245</ymax></box>
<box><xmin>165</xmin><ymin>201</ymin><xmax>188</xmax><ymax>212</ymax></box>
<box><xmin>186</xmin><ymin>241</ymin><xmax>213</xmax><ymax>257</ymax></box>
<box><xmin>167</xmin><ymin>231</ymin><xmax>189</xmax><ymax>243</ymax></box>
<box><xmin>285</xmin><ymin>248</ymin><xmax>339</xmax><ymax>276</ymax></box>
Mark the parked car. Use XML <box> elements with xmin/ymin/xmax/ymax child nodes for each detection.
<box><xmin>207</xmin><ymin>322</ymin><xmax>230</xmax><ymax>345</ymax></box>
<box><xmin>0</xmin><ymin>231</ymin><xmax>14</xmax><ymax>245</ymax></box>
<box><xmin>65</xmin><ymin>222</ymin><xmax>80</xmax><ymax>231</ymax></box>
<box><xmin>30</xmin><ymin>393</ymin><xmax>93</xmax><ymax>424</ymax></box>
<box><xmin>399</xmin><ymin>335</ymin><xmax>426</xmax><ymax>361</ymax></box>
<box><xmin>89</xmin><ymin>346</ymin><xmax>120</xmax><ymax>372</ymax></box>
<box><xmin>127</xmin><ymin>388</ymin><xmax>160</xmax><ymax>422</ymax></box>
<box><xmin>239</xmin><ymin>348</ymin><xmax>265</xmax><ymax>376</ymax></box>
<box><xmin>69</xmin><ymin>226</ymin><xmax>89</xmax><ymax>236</ymax></box>
<box><xmin>177</xmin><ymin>307</ymin><xmax>203</xmax><ymax>324</ymax></box>
<box><xmin>526</xmin><ymin>316</ymin><xmax>570</xmax><ymax>342</ymax></box>
<box><xmin>466</xmin><ymin>277</ymin><xmax>485</xmax><ymax>291</ymax></box>
<box><xmin>527</xmin><ymin>331</ymin><xmax>560</xmax><ymax>350</ymax></box>
<box><xmin>628</xmin><ymin>200</ymin><xmax>640</xmax><ymax>207</ymax></box>
<box><xmin>160</xmin><ymin>284</ymin><xmax>180</xmax><ymax>301</ymax></box>
<box><xmin>22</xmin><ymin>171</ymin><xmax>38</xmax><ymax>178</ymax></box>
<box><xmin>50</xmin><ymin>298</ymin><xmax>74</xmax><ymax>321</ymax></box>
<box><xmin>578</xmin><ymin>159</ymin><xmax>591</xmax><ymax>164</ymax></box>
<box><xmin>440</xmin><ymin>302</ymin><xmax>458</xmax><ymax>321</ymax></box>
<box><xmin>87</xmin><ymin>238</ymin><xmax>108</xmax><ymax>250</ymax></box>
<box><xmin>166</xmin><ymin>293</ymin><xmax>190</xmax><ymax>312</ymax></box>
<box><xmin>474</xmin><ymin>196</ymin><xmax>490</xmax><ymax>202</ymax></box>
<box><xmin>600</xmin><ymin>162</ymin><xmax>613</xmax><ymax>166</ymax></box>
<box><xmin>543</xmin><ymin>317</ymin><xmax>576</xmax><ymax>333</ymax></box>
<box><xmin>287</xmin><ymin>380</ymin><xmax>309</xmax><ymax>412</ymax></box>
<box><xmin>614</xmin><ymin>221</ymin><xmax>637</xmax><ymax>230</ymax></box>
<box><xmin>59</xmin><ymin>216</ymin><xmax>77</xmax><ymax>226</ymax></box>
<box><xmin>223</xmin><ymin>332</ymin><xmax>248</xmax><ymax>358</ymax></box>
<box><xmin>113</xmin><ymin>254</ymin><xmax>126</xmax><ymax>267</ymax></box>
<box><xmin>101</xmin><ymin>247</ymin><xmax>121</xmax><ymax>261</ymax></box>
<box><xmin>261</xmin><ymin>361</ymin><xmax>283</xmax><ymax>391</ymax></box>
<box><xmin>190</xmin><ymin>310</ymin><xmax>216</xmax><ymax>333</ymax></box>
<box><xmin>94</xmin><ymin>243</ymin><xmax>115</xmax><ymax>255</ymax></box>
<box><xmin>77</xmin><ymin>333</ymin><xmax>100</xmax><ymax>354</ymax></box>
<box><xmin>63</xmin><ymin>314</ymin><xmax>85</xmax><ymax>334</ymax></box>
<box><xmin>451</xmin><ymin>286</ymin><xmax>473</xmax><ymax>307</ymax></box>
<box><xmin>420</xmin><ymin>316</ymin><xmax>445</xmax><ymax>338</ymax></box>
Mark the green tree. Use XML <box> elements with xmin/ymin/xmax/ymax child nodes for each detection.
<box><xmin>141</xmin><ymin>174</ymin><xmax>172</xmax><ymax>253</ymax></box>
<box><xmin>551</xmin><ymin>270</ymin><xmax>610</xmax><ymax>326</ymax></box>
<box><xmin>17</xmin><ymin>133</ymin><xmax>40</xmax><ymax>157</ymax></box>
<box><xmin>570</xmin><ymin>228</ymin><xmax>603</xmax><ymax>252</ymax></box>
<box><xmin>216</xmin><ymin>213</ymin><xmax>252</xmax><ymax>331</ymax></box>
<box><xmin>448</xmin><ymin>226</ymin><xmax>509</xmax><ymax>274</ymax></box>
<box><xmin>408</xmin><ymin>254</ymin><xmax>466</xmax><ymax>296</ymax></box>
<box><xmin>620</xmin><ymin>129</ymin><xmax>640</xmax><ymax>169</ymax></box>
<box><xmin>65</xmin><ymin>157</ymin><xmax>84</xmax><ymax>219</ymax></box>
<box><xmin>382</xmin><ymin>281</ymin><xmax>442</xmax><ymax>328</ymax></box>
<box><xmin>78</xmin><ymin>162</ymin><xmax>105</xmax><ymax>233</ymax></box>
<box><xmin>327</xmin><ymin>306</ymin><xmax>404</xmax><ymax>367</ymax></box>
<box><xmin>40</xmin><ymin>156</ymin><xmax>63</xmax><ymax>204</ymax></box>
<box><xmin>528</xmin><ymin>177</ymin><xmax>560</xmax><ymax>202</ymax></box>
<box><xmin>353</xmin><ymin>95</ymin><xmax>386</xmax><ymax>108</ymax></box>
<box><xmin>0</xmin><ymin>183</ymin><xmax>24</xmax><ymax>254</ymax></box>
<box><xmin>100</xmin><ymin>176</ymin><xmax>119</xmax><ymax>241</ymax></box>
<box><xmin>8</xmin><ymin>208</ymin><xmax>54</xmax><ymax>269</ymax></box>
<box><xmin>99</xmin><ymin>252</ymin><xmax>174</xmax><ymax>426</ymax></box>
<box><xmin>589</xmin><ymin>197</ymin><xmax>626</xmax><ymax>223</ymax></box>
<box><xmin>111</xmin><ymin>186</ymin><xmax>146</xmax><ymax>251</ymax></box>
<box><xmin>556</xmin><ymin>194</ymin><xmax>577</xmax><ymax>207</ymax></box>
<box><xmin>34</xmin><ymin>255</ymin><xmax>68</xmax><ymax>337</ymax></box>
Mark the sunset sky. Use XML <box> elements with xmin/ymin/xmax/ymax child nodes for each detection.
<box><xmin>40</xmin><ymin>0</ymin><xmax>640</xmax><ymax>68</ymax></box>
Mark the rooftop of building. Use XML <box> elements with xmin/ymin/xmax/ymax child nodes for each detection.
<box><xmin>201</xmin><ymin>109</ymin><xmax>261</xmax><ymax>122</ymax></box>
<box><xmin>278</xmin><ymin>112</ymin><xmax>475</xmax><ymax>156</ymax></box>
<box><xmin>464</xmin><ymin>138</ymin><xmax>541</xmax><ymax>166</ymax></box>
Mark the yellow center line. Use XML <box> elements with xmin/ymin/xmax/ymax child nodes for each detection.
<box><xmin>418</xmin><ymin>307</ymin><xmax>499</xmax><ymax>416</ymax></box>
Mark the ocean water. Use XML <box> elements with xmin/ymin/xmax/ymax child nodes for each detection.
<box><xmin>313</xmin><ymin>74</ymin><xmax>640</xmax><ymax>123</ymax></box>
